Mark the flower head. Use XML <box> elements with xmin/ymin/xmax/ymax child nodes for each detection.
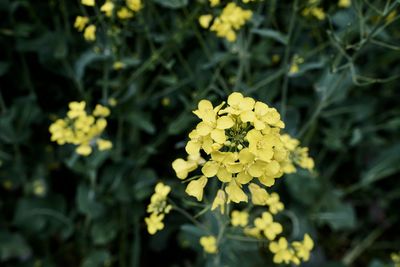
<box><xmin>200</xmin><ymin>236</ymin><xmax>218</xmax><ymax>254</ymax></box>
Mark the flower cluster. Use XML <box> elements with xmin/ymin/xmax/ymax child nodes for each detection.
<box><xmin>281</xmin><ymin>134</ymin><xmax>314</xmax><ymax>173</ymax></box>
<box><xmin>200</xmin><ymin>235</ymin><xmax>218</xmax><ymax>254</ymax></box>
<box><xmin>173</xmin><ymin>92</ymin><xmax>289</xmax><ymax>208</ymax></box>
<box><xmin>49</xmin><ymin>102</ymin><xmax>112</xmax><ymax>156</ymax></box>
<box><xmin>269</xmin><ymin>235</ymin><xmax>314</xmax><ymax>265</ymax></box>
<box><xmin>199</xmin><ymin>2</ymin><xmax>253</xmax><ymax>42</ymax></box>
<box><xmin>145</xmin><ymin>183</ymin><xmax>172</xmax><ymax>235</ymax></box>
<box><xmin>392</xmin><ymin>252</ymin><xmax>400</xmax><ymax>267</ymax></box>
<box><xmin>302</xmin><ymin>0</ymin><xmax>326</xmax><ymax>21</ymax></box>
<box><xmin>75</xmin><ymin>0</ymin><xmax>143</xmax><ymax>42</ymax></box>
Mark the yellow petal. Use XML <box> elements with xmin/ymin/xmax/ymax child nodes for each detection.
<box><xmin>185</xmin><ymin>176</ymin><xmax>208</xmax><ymax>201</ymax></box>
<box><xmin>201</xmin><ymin>161</ymin><xmax>219</xmax><ymax>177</ymax></box>
<box><xmin>196</xmin><ymin>122</ymin><xmax>213</xmax><ymax>136</ymax></box>
<box><xmin>236</xmin><ymin>171</ymin><xmax>253</xmax><ymax>184</ymax></box>
<box><xmin>225</xmin><ymin>180</ymin><xmax>248</xmax><ymax>203</ymax></box>
<box><xmin>247</xmin><ymin>161</ymin><xmax>266</xmax><ymax>177</ymax></box>
<box><xmin>216</xmin><ymin>116</ymin><xmax>234</xmax><ymax>129</ymax></box>
<box><xmin>210</xmin><ymin>129</ymin><xmax>226</xmax><ymax>143</ymax></box>
<box><xmin>216</xmin><ymin>167</ymin><xmax>232</xmax><ymax>182</ymax></box>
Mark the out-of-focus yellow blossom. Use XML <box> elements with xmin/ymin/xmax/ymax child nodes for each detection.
<box><xmin>338</xmin><ymin>0</ymin><xmax>351</xmax><ymax>8</ymax></box>
<box><xmin>254</xmin><ymin>212</ymin><xmax>282</xmax><ymax>240</ymax></box>
<box><xmin>302</xmin><ymin>0</ymin><xmax>326</xmax><ymax>20</ymax></box>
<box><xmin>100</xmin><ymin>1</ymin><xmax>114</xmax><ymax>17</ymax></box>
<box><xmin>249</xmin><ymin>183</ymin><xmax>269</xmax><ymax>205</ymax></box>
<box><xmin>33</xmin><ymin>180</ymin><xmax>46</xmax><ymax>197</ymax></box>
<box><xmin>231</xmin><ymin>210</ymin><xmax>249</xmax><ymax>227</ymax></box>
<box><xmin>211</xmin><ymin>189</ymin><xmax>226</xmax><ymax>214</ymax></box>
<box><xmin>289</xmin><ymin>55</ymin><xmax>304</xmax><ymax>75</ymax></box>
<box><xmin>108</xmin><ymin>98</ymin><xmax>117</xmax><ymax>107</ymax></box>
<box><xmin>281</xmin><ymin>134</ymin><xmax>314</xmax><ymax>173</ymax></box>
<box><xmin>205</xmin><ymin>2</ymin><xmax>252</xmax><ymax>42</ymax></box>
<box><xmin>81</xmin><ymin>0</ymin><xmax>95</xmax><ymax>7</ymax></box>
<box><xmin>93</xmin><ymin>104</ymin><xmax>111</xmax><ymax>117</ymax></box>
<box><xmin>113</xmin><ymin>61</ymin><xmax>126</xmax><ymax>70</ymax></box>
<box><xmin>126</xmin><ymin>0</ymin><xmax>142</xmax><ymax>12</ymax></box>
<box><xmin>242</xmin><ymin>0</ymin><xmax>256</xmax><ymax>3</ymax></box>
<box><xmin>269</xmin><ymin>237</ymin><xmax>297</xmax><ymax>264</ymax></box>
<box><xmin>392</xmin><ymin>251</ymin><xmax>400</xmax><ymax>267</ymax></box>
<box><xmin>292</xmin><ymin>234</ymin><xmax>314</xmax><ymax>262</ymax></box>
<box><xmin>199</xmin><ymin>14</ymin><xmax>213</xmax><ymax>29</ymax></box>
<box><xmin>209</xmin><ymin>0</ymin><xmax>220</xmax><ymax>7</ymax></box>
<box><xmin>117</xmin><ymin>7</ymin><xmax>133</xmax><ymax>19</ymax></box>
<box><xmin>96</xmin><ymin>139</ymin><xmax>113</xmax><ymax>151</ymax></box>
<box><xmin>145</xmin><ymin>183</ymin><xmax>172</xmax><ymax>235</ymax></box>
<box><xmin>145</xmin><ymin>213</ymin><xmax>165</xmax><ymax>235</ymax></box>
<box><xmin>386</xmin><ymin>11</ymin><xmax>397</xmax><ymax>24</ymax></box>
<box><xmin>161</xmin><ymin>97</ymin><xmax>170</xmax><ymax>106</ymax></box>
<box><xmin>244</xmin><ymin>227</ymin><xmax>262</xmax><ymax>239</ymax></box>
<box><xmin>84</xmin><ymin>25</ymin><xmax>96</xmax><ymax>41</ymax></box>
<box><xmin>49</xmin><ymin>102</ymin><xmax>112</xmax><ymax>156</ymax></box>
<box><xmin>200</xmin><ymin>236</ymin><xmax>218</xmax><ymax>254</ymax></box>
<box><xmin>74</xmin><ymin>16</ymin><xmax>89</xmax><ymax>32</ymax></box>
<box><xmin>266</xmin><ymin>192</ymin><xmax>284</xmax><ymax>214</ymax></box>
<box><xmin>2</xmin><ymin>180</ymin><xmax>13</xmax><ymax>190</ymax></box>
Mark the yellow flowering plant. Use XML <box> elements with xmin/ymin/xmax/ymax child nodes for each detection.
<box><xmin>144</xmin><ymin>92</ymin><xmax>316</xmax><ymax>265</ymax></box>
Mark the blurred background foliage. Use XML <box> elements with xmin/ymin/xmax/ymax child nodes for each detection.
<box><xmin>0</xmin><ymin>0</ymin><xmax>400</xmax><ymax>266</ymax></box>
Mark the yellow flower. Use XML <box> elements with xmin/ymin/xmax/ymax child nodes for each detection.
<box><xmin>199</xmin><ymin>14</ymin><xmax>213</xmax><ymax>29</ymax></box>
<box><xmin>113</xmin><ymin>61</ymin><xmax>126</xmax><ymax>70</ymax></box>
<box><xmin>93</xmin><ymin>104</ymin><xmax>110</xmax><ymax>117</ymax></box>
<box><xmin>338</xmin><ymin>0</ymin><xmax>351</xmax><ymax>8</ymax></box>
<box><xmin>209</xmin><ymin>0</ymin><xmax>220</xmax><ymax>7</ymax></box>
<box><xmin>269</xmin><ymin>237</ymin><xmax>295</xmax><ymax>264</ymax></box>
<box><xmin>84</xmin><ymin>25</ymin><xmax>96</xmax><ymax>41</ymax></box>
<box><xmin>100</xmin><ymin>1</ymin><xmax>114</xmax><ymax>17</ymax></box>
<box><xmin>81</xmin><ymin>0</ymin><xmax>95</xmax><ymax>6</ymax></box>
<box><xmin>108</xmin><ymin>98</ymin><xmax>118</xmax><ymax>107</ymax></box>
<box><xmin>231</xmin><ymin>210</ymin><xmax>249</xmax><ymax>227</ymax></box>
<box><xmin>254</xmin><ymin>212</ymin><xmax>282</xmax><ymax>240</ymax></box>
<box><xmin>33</xmin><ymin>180</ymin><xmax>46</xmax><ymax>197</ymax></box>
<box><xmin>244</xmin><ymin>227</ymin><xmax>262</xmax><ymax>239</ymax></box>
<box><xmin>392</xmin><ymin>252</ymin><xmax>400</xmax><ymax>267</ymax></box>
<box><xmin>211</xmin><ymin>189</ymin><xmax>226</xmax><ymax>214</ymax></box>
<box><xmin>126</xmin><ymin>0</ymin><xmax>142</xmax><ymax>12</ymax></box>
<box><xmin>145</xmin><ymin>213</ymin><xmax>165</xmax><ymax>235</ymax></box>
<box><xmin>266</xmin><ymin>192</ymin><xmax>284</xmax><ymax>214</ymax></box>
<box><xmin>96</xmin><ymin>139</ymin><xmax>112</xmax><ymax>151</ymax></box>
<box><xmin>117</xmin><ymin>7</ymin><xmax>134</xmax><ymax>19</ymax></box>
<box><xmin>200</xmin><ymin>236</ymin><xmax>218</xmax><ymax>254</ymax></box>
<box><xmin>76</xmin><ymin>144</ymin><xmax>92</xmax><ymax>156</ymax></box>
<box><xmin>67</xmin><ymin>101</ymin><xmax>86</xmax><ymax>119</ymax></box>
<box><xmin>74</xmin><ymin>16</ymin><xmax>89</xmax><ymax>32</ymax></box>
<box><xmin>185</xmin><ymin>176</ymin><xmax>208</xmax><ymax>201</ymax></box>
<box><xmin>248</xmin><ymin>183</ymin><xmax>269</xmax><ymax>205</ymax></box>
<box><xmin>292</xmin><ymin>234</ymin><xmax>314</xmax><ymax>261</ymax></box>
<box><xmin>147</xmin><ymin>182</ymin><xmax>172</xmax><ymax>214</ymax></box>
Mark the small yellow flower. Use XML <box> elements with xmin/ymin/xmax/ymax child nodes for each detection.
<box><xmin>231</xmin><ymin>210</ymin><xmax>249</xmax><ymax>227</ymax></box>
<box><xmin>93</xmin><ymin>104</ymin><xmax>110</xmax><ymax>117</ymax></box>
<box><xmin>391</xmin><ymin>251</ymin><xmax>400</xmax><ymax>267</ymax></box>
<box><xmin>96</xmin><ymin>139</ymin><xmax>112</xmax><ymax>151</ymax></box>
<box><xmin>74</xmin><ymin>16</ymin><xmax>89</xmax><ymax>32</ymax></box>
<box><xmin>248</xmin><ymin>183</ymin><xmax>269</xmax><ymax>205</ymax></box>
<box><xmin>113</xmin><ymin>61</ymin><xmax>125</xmax><ymax>70</ymax></box>
<box><xmin>269</xmin><ymin>237</ymin><xmax>295</xmax><ymax>264</ymax></box>
<box><xmin>81</xmin><ymin>0</ymin><xmax>95</xmax><ymax>7</ymax></box>
<box><xmin>292</xmin><ymin>234</ymin><xmax>314</xmax><ymax>261</ymax></box>
<box><xmin>266</xmin><ymin>192</ymin><xmax>284</xmax><ymax>214</ymax></box>
<box><xmin>84</xmin><ymin>25</ymin><xmax>96</xmax><ymax>41</ymax></box>
<box><xmin>117</xmin><ymin>7</ymin><xmax>134</xmax><ymax>19</ymax></box>
<box><xmin>200</xmin><ymin>236</ymin><xmax>218</xmax><ymax>254</ymax></box>
<box><xmin>209</xmin><ymin>0</ymin><xmax>220</xmax><ymax>7</ymax></box>
<box><xmin>76</xmin><ymin>144</ymin><xmax>92</xmax><ymax>156</ymax></box>
<box><xmin>199</xmin><ymin>14</ymin><xmax>213</xmax><ymax>29</ymax></box>
<box><xmin>254</xmin><ymin>212</ymin><xmax>282</xmax><ymax>240</ymax></box>
<box><xmin>126</xmin><ymin>0</ymin><xmax>142</xmax><ymax>12</ymax></box>
<box><xmin>161</xmin><ymin>97</ymin><xmax>170</xmax><ymax>106</ymax></box>
<box><xmin>338</xmin><ymin>0</ymin><xmax>351</xmax><ymax>8</ymax></box>
<box><xmin>108</xmin><ymin>98</ymin><xmax>117</xmax><ymax>107</ymax></box>
<box><xmin>145</xmin><ymin>213</ymin><xmax>165</xmax><ymax>235</ymax></box>
<box><xmin>100</xmin><ymin>1</ymin><xmax>114</xmax><ymax>17</ymax></box>
<box><xmin>33</xmin><ymin>180</ymin><xmax>46</xmax><ymax>197</ymax></box>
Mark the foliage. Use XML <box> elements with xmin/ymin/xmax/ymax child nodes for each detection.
<box><xmin>0</xmin><ymin>0</ymin><xmax>400</xmax><ymax>266</ymax></box>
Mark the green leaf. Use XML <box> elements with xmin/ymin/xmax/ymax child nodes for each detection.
<box><xmin>76</xmin><ymin>184</ymin><xmax>104</xmax><ymax>219</ymax></box>
<box><xmin>251</xmin><ymin>28</ymin><xmax>288</xmax><ymax>44</ymax></box>
<box><xmin>82</xmin><ymin>250</ymin><xmax>111</xmax><ymax>267</ymax></box>
<box><xmin>91</xmin><ymin>220</ymin><xmax>117</xmax><ymax>245</ymax></box>
<box><xmin>0</xmin><ymin>231</ymin><xmax>31</xmax><ymax>261</ymax></box>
